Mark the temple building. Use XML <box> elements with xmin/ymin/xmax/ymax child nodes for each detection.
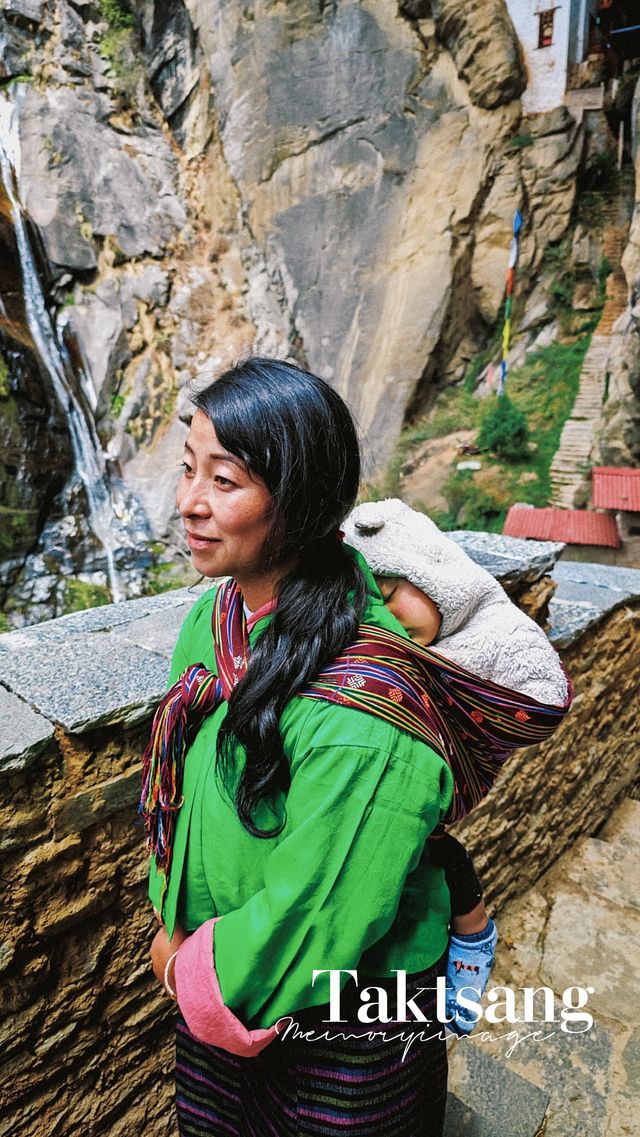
<box><xmin>505</xmin><ymin>1</ymin><xmax>640</xmax><ymax>114</ymax></box>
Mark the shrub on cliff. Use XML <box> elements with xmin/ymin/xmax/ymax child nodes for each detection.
<box><xmin>99</xmin><ymin>0</ymin><xmax>134</xmax><ymax>29</ymax></box>
<box><xmin>477</xmin><ymin>395</ymin><xmax>530</xmax><ymax>462</ymax></box>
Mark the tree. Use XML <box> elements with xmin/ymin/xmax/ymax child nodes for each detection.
<box><xmin>477</xmin><ymin>394</ymin><xmax>530</xmax><ymax>462</ymax></box>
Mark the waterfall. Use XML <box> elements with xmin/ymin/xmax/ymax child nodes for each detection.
<box><xmin>0</xmin><ymin>92</ymin><xmax>126</xmax><ymax>603</ymax></box>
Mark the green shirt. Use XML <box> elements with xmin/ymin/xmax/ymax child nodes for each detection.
<box><xmin>148</xmin><ymin>553</ymin><xmax>454</xmax><ymax>1030</ymax></box>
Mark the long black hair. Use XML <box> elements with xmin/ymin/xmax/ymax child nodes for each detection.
<box><xmin>192</xmin><ymin>357</ymin><xmax>368</xmax><ymax>837</ymax></box>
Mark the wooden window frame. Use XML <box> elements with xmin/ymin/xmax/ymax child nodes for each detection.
<box><xmin>538</xmin><ymin>8</ymin><xmax>556</xmax><ymax>49</ymax></box>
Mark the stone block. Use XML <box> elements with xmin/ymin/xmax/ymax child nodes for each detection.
<box><xmin>0</xmin><ymin>684</ymin><xmax>54</xmax><ymax>775</ymax></box>
<box><xmin>9</xmin><ymin>586</ymin><xmax>202</xmax><ymax>640</ymax></box>
<box><xmin>455</xmin><ymin>982</ymin><xmax>616</xmax><ymax>1137</ymax></box>
<box><xmin>443</xmin><ymin>1093</ymin><xmax>488</xmax><ymax>1136</ymax></box>
<box><xmin>546</xmin><ymin>598</ymin><xmax>602</xmax><ymax>648</ymax></box>
<box><xmin>0</xmin><ymin>632</ymin><xmax>170</xmax><ymax>732</ymax></box>
<box><xmin>53</xmin><ymin>764</ymin><xmax>142</xmax><ymax>834</ymax></box>
<box><xmin>0</xmin><ymin>799</ymin><xmax>52</xmax><ymax>853</ymax></box>
<box><xmin>559</xmin><ymin>837</ymin><xmax>640</xmax><ymax>913</ymax></box>
<box><xmin>599</xmin><ymin>798</ymin><xmax>640</xmax><ymax>854</ymax></box>
<box><xmin>548</xmin><ymin>562</ymin><xmax>640</xmax><ymax>646</ymax></box>
<box><xmin>110</xmin><ymin>601</ymin><xmax>193</xmax><ymax>659</ymax></box>
<box><xmin>449</xmin><ymin>531</ymin><xmax>564</xmax><ymax>586</ymax></box>
<box><xmin>447</xmin><ymin>1043</ymin><xmax>549</xmax><ymax>1137</ymax></box>
<box><xmin>127</xmin><ymin>264</ymin><xmax>171</xmax><ymax>309</ymax></box>
<box><xmin>541</xmin><ymin>886</ymin><xmax>640</xmax><ymax>1026</ymax></box>
<box><xmin>34</xmin><ymin>883</ymin><xmax>117</xmax><ymax>936</ymax></box>
<box><xmin>552</xmin><ymin>561</ymin><xmax>640</xmax><ymax>606</ymax></box>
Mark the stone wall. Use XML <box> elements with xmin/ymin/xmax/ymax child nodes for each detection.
<box><xmin>1</xmin><ymin>541</ymin><xmax>639</xmax><ymax>1135</ymax></box>
<box><xmin>457</xmin><ymin>560</ymin><xmax>640</xmax><ymax>906</ymax></box>
<box><xmin>0</xmin><ymin>588</ymin><xmax>199</xmax><ymax>1137</ymax></box>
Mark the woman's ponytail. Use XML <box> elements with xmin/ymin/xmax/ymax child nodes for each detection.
<box><xmin>218</xmin><ymin>535</ymin><xmax>367</xmax><ymax>835</ymax></box>
<box><xmin>192</xmin><ymin>357</ymin><xmax>367</xmax><ymax>837</ymax></box>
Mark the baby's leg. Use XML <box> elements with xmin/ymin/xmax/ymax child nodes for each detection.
<box><xmin>427</xmin><ymin>830</ymin><xmax>487</xmax><ymax>933</ymax></box>
<box><xmin>428</xmin><ymin>829</ymin><xmax>498</xmax><ymax>1036</ymax></box>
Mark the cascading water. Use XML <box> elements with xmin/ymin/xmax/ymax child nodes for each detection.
<box><xmin>0</xmin><ymin>91</ymin><xmax>134</xmax><ymax>604</ymax></box>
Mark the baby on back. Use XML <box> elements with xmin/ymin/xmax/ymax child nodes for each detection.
<box><xmin>344</xmin><ymin>497</ymin><xmax>568</xmax><ymax>1035</ymax></box>
<box><xmin>344</xmin><ymin>497</ymin><xmax>568</xmax><ymax>708</ymax></box>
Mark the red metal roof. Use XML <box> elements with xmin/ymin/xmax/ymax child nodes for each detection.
<box><xmin>503</xmin><ymin>506</ymin><xmax>621</xmax><ymax>548</ymax></box>
<box><xmin>591</xmin><ymin>467</ymin><xmax>640</xmax><ymax>512</ymax></box>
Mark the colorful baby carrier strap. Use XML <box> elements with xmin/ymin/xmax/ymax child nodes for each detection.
<box><xmin>301</xmin><ymin>624</ymin><xmax>572</xmax><ymax>823</ymax></box>
<box><xmin>139</xmin><ymin>582</ymin><xmax>250</xmax><ymax>882</ymax></box>
<box><xmin>140</xmin><ymin>578</ymin><xmax>573</xmax><ymax>890</ymax></box>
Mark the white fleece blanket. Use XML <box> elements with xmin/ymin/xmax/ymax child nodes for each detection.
<box><xmin>344</xmin><ymin>499</ymin><xmax>568</xmax><ymax>707</ymax></box>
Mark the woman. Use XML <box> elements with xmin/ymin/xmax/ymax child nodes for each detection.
<box><xmin>143</xmin><ymin>357</ymin><xmax>454</xmax><ymax>1136</ymax></box>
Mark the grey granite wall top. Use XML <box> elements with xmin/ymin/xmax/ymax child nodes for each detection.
<box><xmin>0</xmin><ymin>585</ymin><xmax>209</xmax><ymax>772</ymax></box>
<box><xmin>2</xmin><ymin>537</ymin><xmax>640</xmax><ymax>772</ymax></box>
<box><xmin>547</xmin><ymin>561</ymin><xmax>640</xmax><ymax>647</ymax></box>
<box><xmin>449</xmin><ymin>531</ymin><xmax>565</xmax><ymax>585</ymax></box>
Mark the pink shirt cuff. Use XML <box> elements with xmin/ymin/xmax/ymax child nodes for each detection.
<box><xmin>174</xmin><ymin>916</ymin><xmax>280</xmax><ymax>1056</ymax></box>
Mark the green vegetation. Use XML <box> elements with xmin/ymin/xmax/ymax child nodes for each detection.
<box><xmin>581</xmin><ymin>149</ymin><xmax>619</xmax><ymax>198</ymax></box>
<box><xmin>541</xmin><ymin>234</ymin><xmax>606</xmax><ymax>336</ymax></box>
<box><xmin>141</xmin><ymin>545</ymin><xmax>199</xmax><ymax>597</ymax></box>
<box><xmin>396</xmin><ymin>388</ymin><xmax>481</xmax><ymax>449</ymax></box>
<box><xmin>110</xmin><ymin>392</ymin><xmax>126</xmax><ymax>418</ymax></box>
<box><xmin>380</xmin><ymin>387</ymin><xmax>480</xmax><ymax>499</ymax></box>
<box><xmin>543</xmin><ymin>237</ymin><xmax>577</xmax><ymax>321</ymax></box>
<box><xmin>549</xmin><ymin>274</ymin><xmax>576</xmax><ymax>310</ymax></box>
<box><xmin>386</xmin><ymin>334</ymin><xmax>591</xmax><ymax>533</ymax></box>
<box><xmin>63</xmin><ymin>578</ymin><xmax>111</xmax><ymax>614</ymax></box>
<box><xmin>506</xmin><ymin>132</ymin><xmax>534</xmax><ymax>151</ymax></box>
<box><xmin>477</xmin><ymin>394</ymin><xmax>530</xmax><ymax>461</ymax></box>
<box><xmin>454</xmin><ymin>336</ymin><xmax>588</xmax><ymax>530</ymax></box>
<box><xmin>99</xmin><ymin>0</ymin><xmax>135</xmax><ymax>29</ymax></box>
<box><xmin>576</xmin><ymin>190</ymin><xmax>606</xmax><ymax>229</ymax></box>
<box><xmin>0</xmin><ymin>613</ymin><xmax>10</xmax><ymax>633</ymax></box>
<box><xmin>462</xmin><ymin>325</ymin><xmax>504</xmax><ymax>394</ymax></box>
<box><xmin>0</xmin><ymin>486</ymin><xmax>39</xmax><ymax>558</ymax></box>
<box><xmin>97</xmin><ymin>1</ymin><xmax>144</xmax><ymax>101</ymax></box>
<box><xmin>575</xmin><ymin>148</ymin><xmax>622</xmax><ymax>228</ymax></box>
<box><xmin>0</xmin><ymin>75</ymin><xmax>34</xmax><ymax>91</ymax></box>
<box><xmin>0</xmin><ymin>354</ymin><xmax>10</xmax><ymax>399</ymax></box>
<box><xmin>143</xmin><ymin>562</ymin><xmax>180</xmax><ymax>596</ymax></box>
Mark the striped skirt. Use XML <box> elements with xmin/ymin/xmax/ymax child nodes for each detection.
<box><xmin>175</xmin><ymin>951</ymin><xmax>448</xmax><ymax>1137</ymax></box>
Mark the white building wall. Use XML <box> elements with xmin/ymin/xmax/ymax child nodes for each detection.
<box><xmin>506</xmin><ymin>1</ymin><xmax>573</xmax><ymax>114</ymax></box>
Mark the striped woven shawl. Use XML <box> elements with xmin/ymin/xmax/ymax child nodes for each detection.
<box><xmin>140</xmin><ymin>578</ymin><xmax>572</xmax><ymax>888</ymax></box>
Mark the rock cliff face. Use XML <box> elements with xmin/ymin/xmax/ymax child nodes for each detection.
<box><xmin>0</xmin><ymin>0</ymin><xmax>589</xmax><ymax>621</ymax></box>
<box><xmin>593</xmin><ymin>74</ymin><xmax>640</xmax><ymax>466</ymax></box>
<box><xmin>174</xmin><ymin>0</ymin><xmax>578</xmax><ymax>464</ymax></box>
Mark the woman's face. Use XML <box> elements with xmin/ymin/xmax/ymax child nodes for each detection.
<box><xmin>177</xmin><ymin>409</ymin><xmax>276</xmax><ymax>589</ymax></box>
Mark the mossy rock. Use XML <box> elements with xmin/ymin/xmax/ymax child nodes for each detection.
<box><xmin>63</xmin><ymin>578</ymin><xmax>111</xmax><ymax>614</ymax></box>
<box><xmin>0</xmin><ymin>503</ymin><xmax>40</xmax><ymax>557</ymax></box>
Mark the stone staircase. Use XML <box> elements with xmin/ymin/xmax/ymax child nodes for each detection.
<box><xmin>549</xmin><ymin>334</ymin><xmax>611</xmax><ymax>509</ymax></box>
<box><xmin>444</xmin><ymin>797</ymin><xmax>640</xmax><ymax>1137</ymax></box>
<box><xmin>549</xmin><ymin>200</ymin><xmax>630</xmax><ymax>509</ymax></box>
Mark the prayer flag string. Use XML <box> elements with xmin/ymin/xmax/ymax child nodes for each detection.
<box><xmin>497</xmin><ymin>210</ymin><xmax>523</xmax><ymax>397</ymax></box>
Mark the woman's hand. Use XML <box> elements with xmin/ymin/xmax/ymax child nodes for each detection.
<box><xmin>150</xmin><ymin>916</ymin><xmax>189</xmax><ymax>992</ymax></box>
